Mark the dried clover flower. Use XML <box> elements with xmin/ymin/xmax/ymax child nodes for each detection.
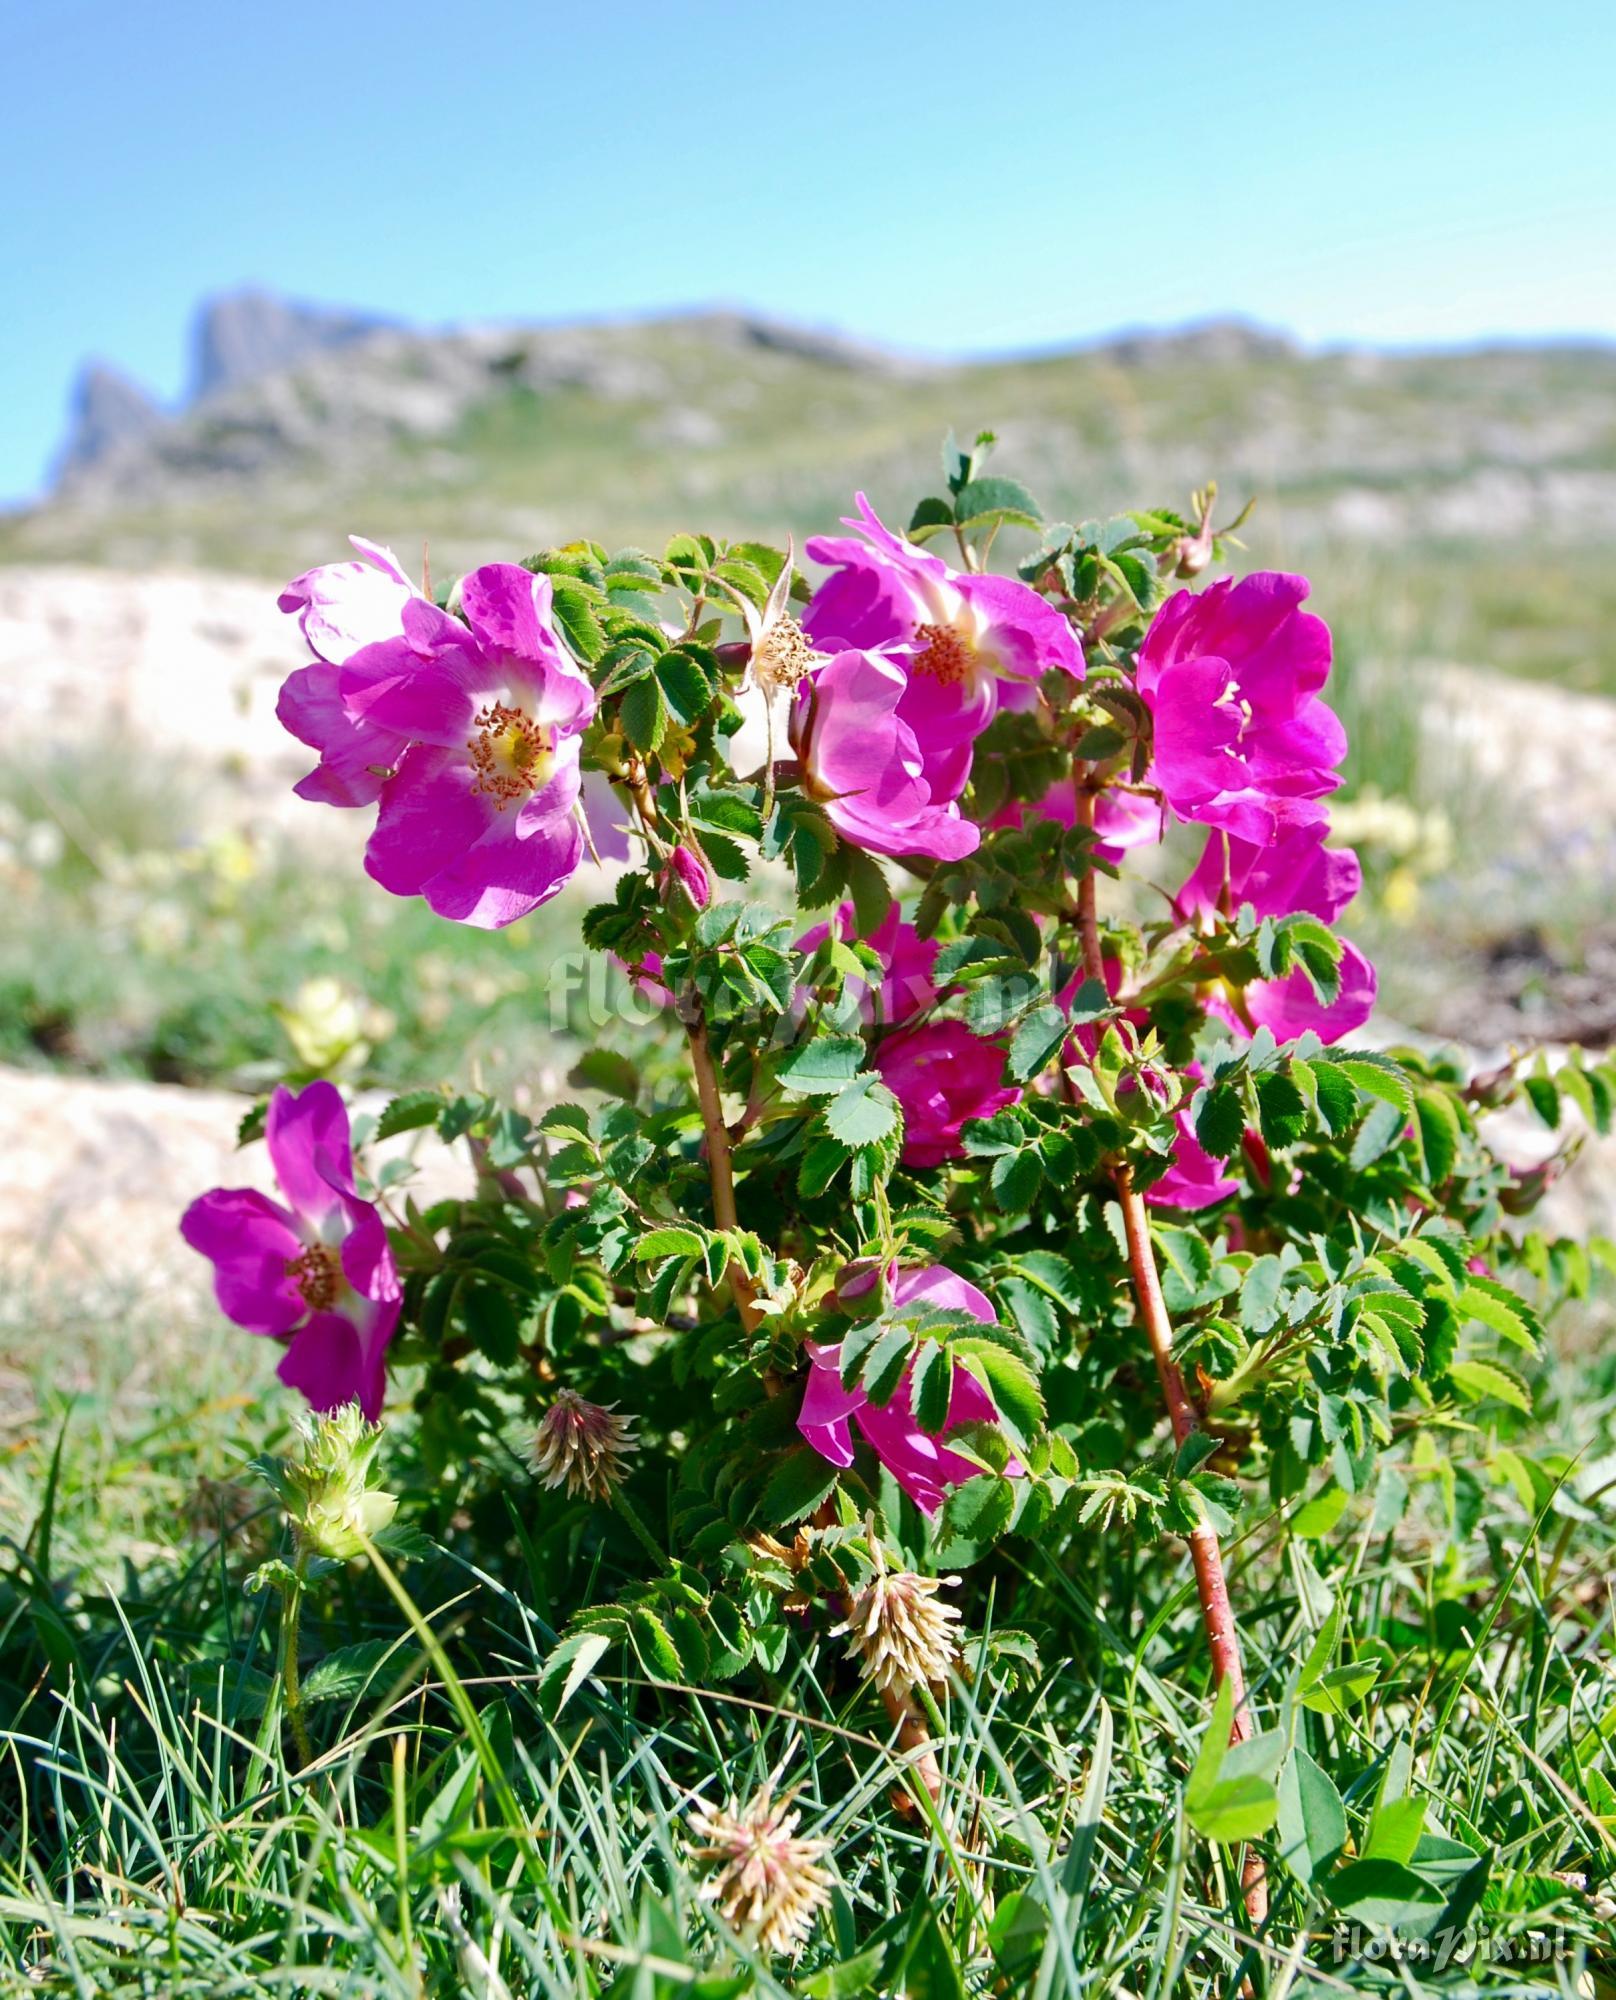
<box><xmin>527</xmin><ymin>1390</ymin><xmax>638</xmax><ymax>1501</ymax></box>
<box><xmin>689</xmin><ymin>1785</ymin><xmax>832</xmax><ymax>1957</ymax></box>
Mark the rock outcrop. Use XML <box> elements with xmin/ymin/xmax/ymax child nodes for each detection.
<box><xmin>55</xmin><ymin>362</ymin><xmax>163</xmax><ymax>481</ymax></box>
<box><xmin>193</xmin><ymin>288</ymin><xmax>393</xmax><ymax>398</ymax></box>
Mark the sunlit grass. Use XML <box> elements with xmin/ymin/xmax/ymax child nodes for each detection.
<box><xmin>2</xmin><ymin>1271</ymin><xmax>1612</xmax><ymax>1994</ymax></box>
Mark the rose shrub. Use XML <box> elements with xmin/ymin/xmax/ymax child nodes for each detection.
<box><xmin>185</xmin><ymin>433</ymin><xmax>1613</xmax><ymax>1945</ymax></box>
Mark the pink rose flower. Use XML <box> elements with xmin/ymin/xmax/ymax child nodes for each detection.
<box><xmin>796</xmin><ymin>901</ymin><xmax>939</xmax><ymax>1027</ymax></box>
<box><xmin>805</xmin><ymin>493</ymin><xmax>1082</xmax><ymax>799</ymax></box>
<box><xmin>1137</xmin><ymin>574</ymin><xmax>1345</xmax><ymax>844</ymax></box>
<box><xmin>662</xmin><ymin>843</ymin><xmax>712</xmax><ymax>911</ymax></box>
<box><xmin>1176</xmin><ymin>821</ymin><xmax>1362</xmax><ymax>925</ymax></box>
<box><xmin>874</xmin><ymin>1019</ymin><xmax>1020</xmax><ymax>1168</ymax></box>
<box><xmin>180</xmin><ymin>1082</ymin><xmax>400</xmax><ymax>1419</ymax></box>
<box><xmin>276</xmin><ymin>537</ymin><xmax>423</xmax><ymax>808</ymax></box>
<box><xmin>337</xmin><ymin>564</ymin><xmax>596</xmax><ymax>929</ymax></box>
<box><xmin>792</xmin><ymin>650</ymin><xmax>979</xmax><ymax>863</ymax></box>
<box><xmin>797</xmin><ymin>1265</ymin><xmax>1025</xmax><ymax>1515</ymax></box>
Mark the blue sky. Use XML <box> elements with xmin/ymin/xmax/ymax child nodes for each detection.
<box><xmin>4</xmin><ymin>0</ymin><xmax>1611</xmax><ymax>503</ymax></box>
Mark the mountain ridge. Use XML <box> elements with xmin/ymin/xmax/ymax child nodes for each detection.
<box><xmin>12</xmin><ymin>291</ymin><xmax>1615</xmax><ymax>702</ymax></box>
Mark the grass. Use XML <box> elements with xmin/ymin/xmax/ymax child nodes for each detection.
<box><xmin>2</xmin><ymin>1257</ymin><xmax>1614</xmax><ymax>1993</ymax></box>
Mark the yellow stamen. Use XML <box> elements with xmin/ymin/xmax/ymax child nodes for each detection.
<box><xmin>468</xmin><ymin>702</ymin><xmax>556</xmax><ymax>807</ymax></box>
<box><xmin>285</xmin><ymin>1242</ymin><xmax>342</xmax><ymax>1311</ymax></box>
<box><xmin>911</xmin><ymin>622</ymin><xmax>977</xmax><ymax>686</ymax></box>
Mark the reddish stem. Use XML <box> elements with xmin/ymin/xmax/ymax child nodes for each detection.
<box><xmin>1073</xmin><ymin>770</ymin><xmax>1269</xmax><ymax>1927</ymax></box>
<box><xmin>880</xmin><ymin>1683</ymin><xmax>944</xmax><ymax>1807</ymax></box>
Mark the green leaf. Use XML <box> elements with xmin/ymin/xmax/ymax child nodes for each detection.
<box><xmin>655</xmin><ymin>649</ymin><xmax>715</xmax><ymax>725</ymax></box>
<box><xmin>568</xmin><ymin>1048</ymin><xmax>640</xmax><ymax>1102</ymax></box>
<box><xmin>939</xmin><ymin>1474</ymin><xmax>1017</xmax><ymax>1550</ymax></box>
<box><xmin>825</xmin><ymin>1075</ymin><xmax>901</xmax><ymax>1150</ymax></box>
<box><xmin>550</xmin><ymin>580</ymin><xmax>606</xmax><ymax>661</ymax></box>
<box><xmin>1195</xmin><ymin>1083</ymin><xmax>1245</xmax><ymax>1158</ymax></box>
<box><xmin>1310</xmin><ymin>1060</ymin><xmax>1359</xmax><ymax>1135</ymax></box>
<box><xmin>1008</xmin><ymin>1005</ymin><xmax>1069</xmax><ymax>1083</ymax></box>
<box><xmin>902</xmin><ymin>1906</ymin><xmax>969</xmax><ymax>2000</ymax></box>
<box><xmin>863</xmin><ymin>1326</ymin><xmax>915</xmax><ymax>1407</ymax></box>
<box><xmin>1365</xmin><ymin>1794</ymin><xmax>1427</xmax><ymax>1866</ymax></box>
<box><xmin>953</xmin><ymin>1339</ymin><xmax>1044</xmax><ymax>1451</ymax></box>
<box><xmin>1186</xmin><ymin>1678</ymin><xmax>1279</xmax><ymax>1842</ymax></box>
<box><xmin>1334</xmin><ymin>1051</ymin><xmax>1415</xmax><ymax>1117</ymax></box>
<box><xmin>843</xmin><ymin>847</ymin><xmax>892</xmax><ymax>936</ymax></box>
<box><xmin>634</xmin><ymin>1226</ymin><xmax>706</xmax><ymax>1262</ymax></box>
<box><xmin>1255</xmin><ymin>1072</ymin><xmax>1308</xmax><ymax>1149</ymax></box>
<box><xmin>1290</xmin><ymin>1486</ymin><xmax>1350</xmax><ymax>1539</ymax></box>
<box><xmin>300</xmin><ymin>1639</ymin><xmax>405</xmax><ymax>1706</ymax></box>
<box><xmin>1239</xmin><ymin>1254</ymin><xmax>1285</xmax><ymax>1333</ymax></box>
<box><xmin>1457</xmin><ymin>1278</ymin><xmax>1539</xmax><ymax>1352</ymax></box>
<box><xmin>687</xmin><ymin>788</ymin><xmax>764</xmax><ymax>838</ymax></box>
<box><xmin>953</xmin><ymin>475</ymin><xmax>1042</xmax><ymax>531</ymax></box>
<box><xmin>777</xmin><ymin>1034</ymin><xmax>866</xmax><ymax>1096</ymax></box>
<box><xmin>1415</xmin><ymin>1090</ymin><xmax>1461</xmax><ymax>1185</ymax></box>
<box><xmin>619</xmin><ymin>672</ymin><xmax>668</xmax><ymax>753</ymax></box>
<box><xmin>1327</xmin><ymin>1859</ymin><xmax>1444</xmax><ymax>1926</ymax></box>
<box><xmin>1446</xmin><ymin>1359</ymin><xmax>1532</xmax><ymax>1413</ymax></box>
<box><xmin>1521</xmin><ymin>1073</ymin><xmax>1561</xmax><ymax>1127</ymax></box>
<box><xmin>798</xmin><ymin>1134</ymin><xmax>848</xmax><ymax>1198</ymax></box>
<box><xmin>1277</xmin><ymin>1747</ymin><xmax>1348</xmax><ymax>1886</ymax></box>
<box><xmin>1299</xmin><ymin>1659</ymin><xmax>1380</xmax><ymax>1715</ymax></box>
<box><xmin>907</xmin><ymin>495</ymin><xmax>956</xmax><ymax>538</ymax></box>
<box><xmin>374</xmin><ymin>1089</ymin><xmax>444</xmax><ymax>1141</ymax></box>
<box><xmin>540</xmin><ymin>1629</ymin><xmax>614</xmax><ymax>1717</ymax></box>
<box><xmin>629</xmin><ymin>1607</ymin><xmax>684</xmax><ymax>1681</ymax></box>
<box><xmin>990</xmin><ymin>1148</ymin><xmax>1043</xmax><ymax>1213</ymax></box>
<box><xmin>798</xmin><ymin>1945</ymin><xmax>890</xmax><ymax>1999</ymax></box>
<box><xmin>762</xmin><ymin>1448</ymin><xmax>841</xmax><ymax>1525</ymax></box>
<box><xmin>909</xmin><ymin>1341</ymin><xmax>954</xmax><ymax>1435</ymax></box>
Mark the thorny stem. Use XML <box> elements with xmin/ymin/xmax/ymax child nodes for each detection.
<box><xmin>881</xmin><ymin>1683</ymin><xmax>945</xmax><ymax>1806</ymax></box>
<box><xmin>626</xmin><ymin>769</ymin><xmax>767</xmax><ymax>1345</ymax></box>
<box><xmin>279</xmin><ymin>1550</ymin><xmax>313</xmax><ymax>1768</ymax></box>
<box><xmin>1071</xmin><ymin>770</ymin><xmax>1269</xmax><ymax>1928</ymax></box>
<box><xmin>685</xmin><ymin>1005</ymin><xmax>763</xmax><ymax>1336</ymax></box>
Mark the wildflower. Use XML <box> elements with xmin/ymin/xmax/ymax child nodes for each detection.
<box><xmin>1136</xmin><ymin>573</ymin><xmax>1345</xmax><ymax>843</ymax></box>
<box><xmin>283</xmin><ymin>1402</ymin><xmax>398</xmax><ymax>1560</ymax></box>
<box><xmin>832</xmin><ymin>1541</ymin><xmax>961</xmax><ymax>1692</ymax></box>
<box><xmin>279</xmin><ymin>535</ymin><xmax>420</xmax><ymax>661</ymax></box>
<box><xmin>805</xmin><ymin>493</ymin><xmax>1083</xmax><ymax>799</ymax></box>
<box><xmin>797</xmin><ymin>1266</ymin><xmax>1025</xmax><ymax>1516</ymax></box>
<box><xmin>527</xmin><ymin>1389</ymin><xmax>638</xmax><ymax>1501</ymax></box>
<box><xmin>276</xmin><ymin>538</ymin><xmax>422</xmax><ymax>807</ymax></box>
<box><xmin>181</xmin><ymin>1082</ymin><xmax>400</xmax><ymax>1419</ymax></box>
<box><xmin>661</xmin><ymin>843</ymin><xmax>711</xmax><ymax>912</ymax></box>
<box><xmin>337</xmin><ymin>564</ymin><xmax>596</xmax><ymax>928</ymax></box>
<box><xmin>874</xmin><ymin>1019</ymin><xmax>1019</xmax><ymax>1167</ymax></box>
<box><xmin>796</xmin><ymin>900</ymin><xmax>939</xmax><ymax>1026</ymax></box>
<box><xmin>1175</xmin><ymin>821</ymin><xmax>1362</xmax><ymax>925</ymax></box>
<box><xmin>688</xmin><ymin>1786</ymin><xmax>832</xmax><ymax>1957</ymax></box>
<box><xmin>791</xmin><ymin>650</ymin><xmax>979</xmax><ymax>862</ymax></box>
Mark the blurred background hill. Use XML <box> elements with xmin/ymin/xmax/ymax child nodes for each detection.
<box><xmin>14</xmin><ymin>290</ymin><xmax>1616</xmax><ymax>697</ymax></box>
